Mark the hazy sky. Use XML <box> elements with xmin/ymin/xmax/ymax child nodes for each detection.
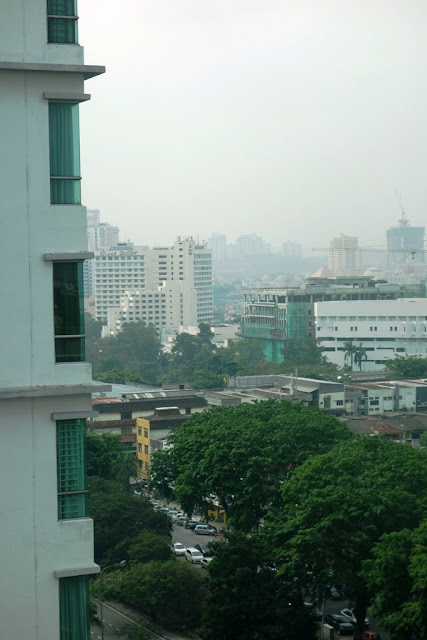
<box><xmin>79</xmin><ymin>1</ymin><xmax>427</xmax><ymax>251</ymax></box>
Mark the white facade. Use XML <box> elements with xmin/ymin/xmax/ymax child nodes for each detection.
<box><xmin>84</xmin><ymin>210</ymin><xmax>120</xmax><ymax>297</ymax></box>
<box><xmin>315</xmin><ymin>299</ymin><xmax>427</xmax><ymax>371</ymax></box>
<box><xmin>0</xmin><ymin>4</ymin><xmax>105</xmax><ymax>638</ymax></box>
<box><xmin>95</xmin><ymin>237</ymin><xmax>213</xmax><ymax>328</ymax></box>
<box><xmin>328</xmin><ymin>234</ymin><xmax>362</xmax><ymax>275</ymax></box>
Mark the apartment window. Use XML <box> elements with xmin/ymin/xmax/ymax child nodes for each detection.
<box><xmin>145</xmin><ymin>461</ymin><xmax>149</xmax><ymax>471</ymax></box>
<box><xmin>138</xmin><ymin>427</ymin><xmax>142</xmax><ymax>436</ymax></box>
<box><xmin>47</xmin><ymin>0</ymin><xmax>78</xmax><ymax>44</ymax></box>
<box><xmin>138</xmin><ymin>443</ymin><xmax>142</xmax><ymax>453</ymax></box>
<box><xmin>336</xmin><ymin>400</ymin><xmax>344</xmax><ymax>406</ymax></box>
<box><xmin>49</xmin><ymin>102</ymin><xmax>81</xmax><ymax>204</ymax></box>
<box><xmin>185</xmin><ymin>407</ymin><xmax>191</xmax><ymax>415</ymax></box>
<box><xmin>144</xmin><ymin>445</ymin><xmax>149</xmax><ymax>455</ymax></box>
<box><xmin>121</xmin><ymin>411</ymin><xmax>132</xmax><ymax>420</ymax></box>
<box><xmin>138</xmin><ymin>459</ymin><xmax>143</xmax><ymax>469</ymax></box>
<box><xmin>121</xmin><ymin>426</ymin><xmax>132</xmax><ymax>436</ymax></box>
<box><xmin>144</xmin><ymin>428</ymin><xmax>148</xmax><ymax>438</ymax></box>
<box><xmin>59</xmin><ymin>575</ymin><xmax>90</xmax><ymax>640</ymax></box>
<box><xmin>54</xmin><ymin>262</ymin><xmax>85</xmax><ymax>362</ymax></box>
<box><xmin>57</xmin><ymin>419</ymin><xmax>87</xmax><ymax>519</ymax></box>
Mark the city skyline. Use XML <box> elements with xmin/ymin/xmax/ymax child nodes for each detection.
<box><xmin>78</xmin><ymin>1</ymin><xmax>427</xmax><ymax>249</ymax></box>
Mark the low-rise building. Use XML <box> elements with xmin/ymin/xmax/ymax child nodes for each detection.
<box><xmin>136</xmin><ymin>408</ymin><xmax>191</xmax><ymax>478</ymax></box>
<box><xmin>315</xmin><ymin>298</ymin><xmax>427</xmax><ymax>371</ymax></box>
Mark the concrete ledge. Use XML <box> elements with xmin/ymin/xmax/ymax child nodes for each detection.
<box><xmin>43</xmin><ymin>251</ymin><xmax>94</xmax><ymax>261</ymax></box>
<box><xmin>55</xmin><ymin>564</ymin><xmax>100</xmax><ymax>578</ymax></box>
<box><xmin>0</xmin><ymin>61</ymin><xmax>105</xmax><ymax>79</ymax></box>
<box><xmin>43</xmin><ymin>92</ymin><xmax>91</xmax><ymax>103</ymax></box>
<box><xmin>0</xmin><ymin>382</ymin><xmax>111</xmax><ymax>399</ymax></box>
<box><xmin>52</xmin><ymin>410</ymin><xmax>99</xmax><ymax>420</ymax></box>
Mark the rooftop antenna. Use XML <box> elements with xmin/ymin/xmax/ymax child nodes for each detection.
<box><xmin>394</xmin><ymin>188</ymin><xmax>408</xmax><ymax>227</ymax></box>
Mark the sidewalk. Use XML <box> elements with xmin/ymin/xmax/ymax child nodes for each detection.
<box><xmin>100</xmin><ymin>598</ymin><xmax>200</xmax><ymax>640</ymax></box>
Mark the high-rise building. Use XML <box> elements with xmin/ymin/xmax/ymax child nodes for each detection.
<box><xmin>282</xmin><ymin>241</ymin><xmax>302</xmax><ymax>258</ymax></box>
<box><xmin>94</xmin><ymin>237</ymin><xmax>213</xmax><ymax>327</ymax></box>
<box><xmin>0</xmin><ymin>4</ymin><xmax>106</xmax><ymax>638</ymax></box>
<box><xmin>208</xmin><ymin>233</ymin><xmax>226</xmax><ymax>261</ymax></box>
<box><xmin>84</xmin><ymin>209</ymin><xmax>120</xmax><ymax>297</ymax></box>
<box><xmin>328</xmin><ymin>234</ymin><xmax>362</xmax><ymax>274</ymax></box>
<box><xmin>236</xmin><ymin>233</ymin><xmax>267</xmax><ymax>257</ymax></box>
<box><xmin>386</xmin><ymin>214</ymin><xmax>425</xmax><ymax>270</ymax></box>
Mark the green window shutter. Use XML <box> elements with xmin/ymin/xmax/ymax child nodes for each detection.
<box><xmin>59</xmin><ymin>575</ymin><xmax>90</xmax><ymax>640</ymax></box>
<box><xmin>47</xmin><ymin>0</ymin><xmax>78</xmax><ymax>44</ymax></box>
<box><xmin>53</xmin><ymin>262</ymin><xmax>85</xmax><ymax>363</ymax></box>
<box><xmin>57</xmin><ymin>419</ymin><xmax>87</xmax><ymax>519</ymax></box>
<box><xmin>49</xmin><ymin>103</ymin><xmax>81</xmax><ymax>204</ymax></box>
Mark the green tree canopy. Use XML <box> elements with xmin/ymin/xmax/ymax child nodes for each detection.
<box><xmin>151</xmin><ymin>399</ymin><xmax>352</xmax><ymax>531</ymax></box>
<box><xmin>201</xmin><ymin>531</ymin><xmax>316</xmax><ymax>640</ymax></box>
<box><xmin>385</xmin><ymin>354</ymin><xmax>427</xmax><ymax>378</ymax></box>
<box><xmin>86</xmin><ymin>430</ymin><xmax>127</xmax><ymax>480</ymax></box>
<box><xmin>282</xmin><ymin>337</ymin><xmax>327</xmax><ymax>368</ymax></box>
<box><xmin>96</xmin><ymin>558</ymin><xmax>206</xmax><ymax>628</ymax></box>
<box><xmin>88</xmin><ymin>476</ymin><xmax>171</xmax><ymax>564</ymax></box>
<box><xmin>364</xmin><ymin>519</ymin><xmax>427</xmax><ymax>640</ymax></box>
<box><xmin>267</xmin><ymin>437</ymin><xmax>427</xmax><ymax>640</ymax></box>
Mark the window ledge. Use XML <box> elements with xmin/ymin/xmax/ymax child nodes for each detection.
<box><xmin>55</xmin><ymin>564</ymin><xmax>100</xmax><ymax>578</ymax></box>
<box><xmin>0</xmin><ymin>61</ymin><xmax>105</xmax><ymax>79</ymax></box>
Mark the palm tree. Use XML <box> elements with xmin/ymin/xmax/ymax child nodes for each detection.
<box><xmin>354</xmin><ymin>343</ymin><xmax>368</xmax><ymax>372</ymax></box>
<box><xmin>343</xmin><ymin>340</ymin><xmax>356</xmax><ymax>371</ymax></box>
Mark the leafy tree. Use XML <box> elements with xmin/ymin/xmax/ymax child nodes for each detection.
<box><xmin>282</xmin><ymin>338</ymin><xmax>326</xmax><ymax>368</ymax></box>
<box><xmin>88</xmin><ymin>477</ymin><xmax>171</xmax><ymax>564</ymax></box>
<box><xmin>201</xmin><ymin>532</ymin><xmax>316</xmax><ymax>640</ymax></box>
<box><xmin>86</xmin><ymin>430</ymin><xmax>127</xmax><ymax>480</ymax></box>
<box><xmin>84</xmin><ymin>313</ymin><xmax>104</xmax><ymax>340</ymax></box>
<box><xmin>171</xmin><ymin>332</ymin><xmax>199</xmax><ymax>365</ymax></box>
<box><xmin>364</xmin><ymin>519</ymin><xmax>427</xmax><ymax>640</ymax></box>
<box><xmin>97</xmin><ymin>559</ymin><xmax>206</xmax><ymax>628</ymax></box>
<box><xmin>420</xmin><ymin>431</ymin><xmax>427</xmax><ymax>448</ymax></box>
<box><xmin>104</xmin><ymin>531</ymin><xmax>171</xmax><ymax>566</ymax></box>
<box><xmin>267</xmin><ymin>437</ymin><xmax>427</xmax><ymax>640</ymax></box>
<box><xmin>385</xmin><ymin>354</ymin><xmax>427</xmax><ymax>379</ymax></box>
<box><xmin>190</xmin><ymin>370</ymin><xmax>225</xmax><ymax>389</ymax></box>
<box><xmin>151</xmin><ymin>400</ymin><xmax>352</xmax><ymax>531</ymax></box>
<box><xmin>93</xmin><ymin>367</ymin><xmax>148</xmax><ymax>385</ymax></box>
<box><xmin>116</xmin><ymin>622</ymin><xmax>149</xmax><ymax>640</ymax></box>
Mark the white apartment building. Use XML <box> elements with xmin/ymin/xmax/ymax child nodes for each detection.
<box><xmin>328</xmin><ymin>234</ymin><xmax>362</xmax><ymax>275</ymax></box>
<box><xmin>84</xmin><ymin>209</ymin><xmax>120</xmax><ymax>297</ymax></box>
<box><xmin>315</xmin><ymin>299</ymin><xmax>427</xmax><ymax>371</ymax></box>
<box><xmin>95</xmin><ymin>237</ymin><xmax>213</xmax><ymax>329</ymax></box>
<box><xmin>0</xmin><ymin>3</ymin><xmax>106</xmax><ymax>639</ymax></box>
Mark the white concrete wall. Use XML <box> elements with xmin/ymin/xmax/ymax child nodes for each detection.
<box><xmin>0</xmin><ymin>395</ymin><xmax>95</xmax><ymax>640</ymax></box>
<box><xmin>0</xmin><ymin>70</ymin><xmax>90</xmax><ymax>389</ymax></box>
<box><xmin>0</xmin><ymin>1</ymin><xmax>84</xmax><ymax>65</ymax></box>
<box><xmin>315</xmin><ymin>299</ymin><xmax>427</xmax><ymax>371</ymax></box>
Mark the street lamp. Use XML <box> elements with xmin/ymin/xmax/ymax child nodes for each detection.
<box><xmin>98</xmin><ymin>560</ymin><xmax>126</xmax><ymax>640</ymax></box>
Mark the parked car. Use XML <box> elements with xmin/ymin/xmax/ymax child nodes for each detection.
<box><xmin>166</xmin><ymin>509</ymin><xmax>181</xmax><ymax>518</ymax></box>
<box><xmin>185</xmin><ymin>519</ymin><xmax>201</xmax><ymax>530</ymax></box>
<box><xmin>194</xmin><ymin>524</ymin><xmax>215</xmax><ymax>536</ymax></box>
<box><xmin>200</xmin><ymin>556</ymin><xmax>213</xmax><ymax>569</ymax></box>
<box><xmin>171</xmin><ymin>542</ymin><xmax>186</xmax><ymax>556</ymax></box>
<box><xmin>184</xmin><ymin>547</ymin><xmax>203</xmax><ymax>564</ymax></box>
<box><xmin>327</xmin><ymin>585</ymin><xmax>344</xmax><ymax>599</ymax></box>
<box><xmin>341</xmin><ymin>608</ymin><xmax>369</xmax><ymax>627</ymax></box>
<box><xmin>195</xmin><ymin>543</ymin><xmax>213</xmax><ymax>557</ymax></box>
<box><xmin>175</xmin><ymin>515</ymin><xmax>187</xmax><ymax>526</ymax></box>
<box><xmin>364</xmin><ymin>633</ymin><xmax>381</xmax><ymax>640</ymax></box>
<box><xmin>324</xmin><ymin>614</ymin><xmax>354</xmax><ymax>635</ymax></box>
<box><xmin>304</xmin><ymin>602</ymin><xmax>322</xmax><ymax>621</ymax></box>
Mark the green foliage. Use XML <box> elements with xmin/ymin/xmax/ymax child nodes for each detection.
<box><xmin>201</xmin><ymin>532</ymin><xmax>316</xmax><ymax>640</ymax></box>
<box><xmin>268</xmin><ymin>437</ymin><xmax>427</xmax><ymax>639</ymax></box>
<box><xmin>88</xmin><ymin>476</ymin><xmax>171</xmax><ymax>564</ymax></box>
<box><xmin>420</xmin><ymin>431</ymin><xmax>427</xmax><ymax>448</ymax></box>
<box><xmin>86</xmin><ymin>430</ymin><xmax>127</xmax><ymax>480</ymax></box>
<box><xmin>98</xmin><ymin>559</ymin><xmax>206</xmax><ymax>628</ymax></box>
<box><xmin>364</xmin><ymin>520</ymin><xmax>427</xmax><ymax>640</ymax></box>
<box><xmin>93</xmin><ymin>367</ymin><xmax>148</xmax><ymax>384</ymax></box>
<box><xmin>115</xmin><ymin>622</ymin><xmax>149</xmax><ymax>640</ymax></box>
<box><xmin>385</xmin><ymin>354</ymin><xmax>427</xmax><ymax>378</ymax></box>
<box><xmin>84</xmin><ymin>313</ymin><xmax>104</xmax><ymax>340</ymax></box>
<box><xmin>190</xmin><ymin>371</ymin><xmax>225</xmax><ymax>389</ymax></box>
<box><xmin>151</xmin><ymin>400</ymin><xmax>352</xmax><ymax>531</ymax></box>
<box><xmin>106</xmin><ymin>531</ymin><xmax>171</xmax><ymax>566</ymax></box>
<box><xmin>282</xmin><ymin>338</ymin><xmax>326</xmax><ymax>367</ymax></box>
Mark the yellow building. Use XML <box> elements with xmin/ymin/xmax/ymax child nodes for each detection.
<box><xmin>136</xmin><ymin>408</ymin><xmax>191</xmax><ymax>480</ymax></box>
